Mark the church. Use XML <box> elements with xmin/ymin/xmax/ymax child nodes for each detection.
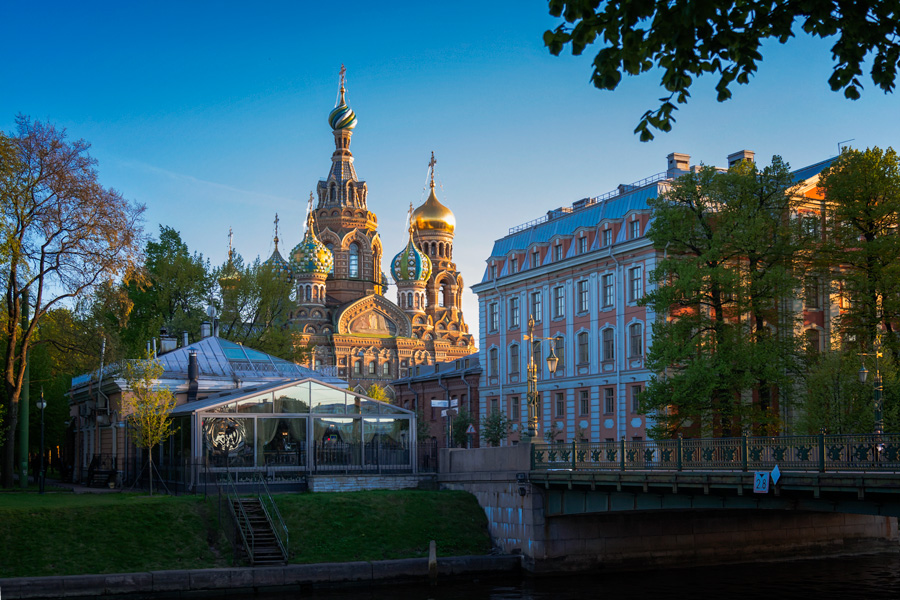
<box><xmin>261</xmin><ymin>70</ymin><xmax>476</xmax><ymax>397</ymax></box>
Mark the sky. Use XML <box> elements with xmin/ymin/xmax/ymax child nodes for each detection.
<box><xmin>3</xmin><ymin>1</ymin><xmax>899</xmax><ymax>346</ymax></box>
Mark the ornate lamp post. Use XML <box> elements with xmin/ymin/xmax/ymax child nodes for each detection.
<box><xmin>523</xmin><ymin>315</ymin><xmax>559</xmax><ymax>442</ymax></box>
<box><xmin>36</xmin><ymin>388</ymin><xmax>47</xmax><ymax>494</ymax></box>
<box><xmin>858</xmin><ymin>336</ymin><xmax>884</xmax><ymax>451</ymax></box>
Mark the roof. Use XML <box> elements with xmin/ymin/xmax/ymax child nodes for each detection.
<box><xmin>392</xmin><ymin>354</ymin><xmax>482</xmax><ymax>385</ymax></box>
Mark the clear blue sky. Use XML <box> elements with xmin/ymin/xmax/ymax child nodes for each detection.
<box><xmin>3</xmin><ymin>1</ymin><xmax>898</xmax><ymax>345</ymax></box>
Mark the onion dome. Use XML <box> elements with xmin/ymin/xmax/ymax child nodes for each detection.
<box><xmin>392</xmin><ymin>226</ymin><xmax>432</xmax><ymax>283</ymax></box>
<box><xmin>412</xmin><ymin>183</ymin><xmax>455</xmax><ymax>233</ymax></box>
<box><xmin>328</xmin><ymin>67</ymin><xmax>358</xmax><ymax>131</ymax></box>
<box><xmin>291</xmin><ymin>211</ymin><xmax>334</xmax><ymax>276</ymax></box>
<box><xmin>219</xmin><ymin>228</ymin><xmax>241</xmax><ymax>288</ymax></box>
<box><xmin>263</xmin><ymin>214</ymin><xmax>293</xmax><ymax>283</ymax></box>
<box><xmin>412</xmin><ymin>152</ymin><xmax>455</xmax><ymax>233</ymax></box>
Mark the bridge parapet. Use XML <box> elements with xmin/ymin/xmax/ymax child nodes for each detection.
<box><xmin>532</xmin><ymin>433</ymin><xmax>900</xmax><ymax>473</ymax></box>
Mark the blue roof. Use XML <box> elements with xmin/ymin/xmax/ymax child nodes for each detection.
<box><xmin>791</xmin><ymin>156</ymin><xmax>837</xmax><ymax>183</ymax></box>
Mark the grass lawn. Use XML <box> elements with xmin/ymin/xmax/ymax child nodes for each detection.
<box><xmin>0</xmin><ymin>489</ymin><xmax>491</xmax><ymax>578</ymax></box>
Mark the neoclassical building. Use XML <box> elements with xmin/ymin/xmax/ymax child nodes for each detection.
<box><xmin>264</xmin><ymin>72</ymin><xmax>476</xmax><ymax>395</ymax></box>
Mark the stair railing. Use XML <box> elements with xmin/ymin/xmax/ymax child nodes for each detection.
<box><xmin>254</xmin><ymin>473</ymin><xmax>289</xmax><ymax>562</ymax></box>
<box><xmin>218</xmin><ymin>471</ymin><xmax>256</xmax><ymax>564</ymax></box>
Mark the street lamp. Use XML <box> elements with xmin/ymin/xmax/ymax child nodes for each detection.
<box><xmin>36</xmin><ymin>388</ymin><xmax>47</xmax><ymax>494</ymax></box>
<box><xmin>859</xmin><ymin>337</ymin><xmax>884</xmax><ymax>452</ymax></box>
<box><xmin>523</xmin><ymin>315</ymin><xmax>560</xmax><ymax>442</ymax></box>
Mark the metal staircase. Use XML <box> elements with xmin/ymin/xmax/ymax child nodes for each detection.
<box><xmin>219</xmin><ymin>473</ymin><xmax>289</xmax><ymax>565</ymax></box>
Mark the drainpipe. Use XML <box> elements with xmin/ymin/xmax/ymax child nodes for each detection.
<box><xmin>437</xmin><ymin>374</ymin><xmax>451</xmax><ymax>447</ymax></box>
<box><xmin>608</xmin><ymin>237</ymin><xmax>623</xmax><ymax>441</ymax></box>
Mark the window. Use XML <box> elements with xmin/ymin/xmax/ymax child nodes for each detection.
<box><xmin>602</xmin><ymin>328</ymin><xmax>615</xmax><ymax>361</ymax></box>
<box><xmin>802</xmin><ymin>214</ymin><xmax>820</xmax><ymax>237</ymax></box>
<box><xmin>805</xmin><ymin>329</ymin><xmax>821</xmax><ymax>353</ymax></box>
<box><xmin>629</xmin><ymin>220</ymin><xmax>640</xmax><ymax>239</ymax></box>
<box><xmin>531</xmin><ymin>291</ymin><xmax>542</xmax><ymax>321</ymax></box>
<box><xmin>628</xmin><ymin>266</ymin><xmax>643</xmax><ymax>302</ymax></box>
<box><xmin>602</xmin><ymin>273</ymin><xmax>614</xmax><ymax>307</ymax></box>
<box><xmin>368</xmin><ymin>361</ymin><xmax>376</xmax><ymax>375</ymax></box>
<box><xmin>349</xmin><ymin>243</ymin><xmax>360</xmax><ymax>278</ymax></box>
<box><xmin>579</xmin><ymin>390</ymin><xmax>589</xmax><ymax>415</ymax></box>
<box><xmin>382</xmin><ymin>362</ymin><xmax>390</xmax><ymax>376</ymax></box>
<box><xmin>555</xmin><ymin>392</ymin><xmax>565</xmax><ymax>417</ymax></box>
<box><xmin>510</xmin><ymin>256</ymin><xmax>518</xmax><ymax>273</ymax></box>
<box><xmin>353</xmin><ymin>361</ymin><xmax>362</xmax><ymax>375</ymax></box>
<box><xmin>629</xmin><ymin>323</ymin><xmax>643</xmax><ymax>357</ymax></box>
<box><xmin>509</xmin><ymin>344</ymin><xmax>520</xmax><ymax>376</ymax></box>
<box><xmin>532</xmin><ymin>249</ymin><xmax>540</xmax><ymax>268</ymax></box>
<box><xmin>489</xmin><ymin>348</ymin><xmax>498</xmax><ymax>377</ymax></box>
<box><xmin>805</xmin><ymin>277</ymin><xmax>822</xmax><ymax>309</ymax></box>
<box><xmin>604</xmin><ymin>387</ymin><xmax>615</xmax><ymax>414</ymax></box>
<box><xmin>577</xmin><ymin>331</ymin><xmax>589</xmax><ymax>364</ymax></box>
<box><xmin>491</xmin><ymin>398</ymin><xmax>498</xmax><ymax>413</ymax></box>
<box><xmin>554</xmin><ymin>243</ymin><xmax>563</xmax><ymax>261</ymax></box>
<box><xmin>554</xmin><ymin>336</ymin><xmax>565</xmax><ymax>372</ymax></box>
<box><xmin>553</xmin><ymin>286</ymin><xmax>565</xmax><ymax>318</ymax></box>
<box><xmin>578</xmin><ymin>236</ymin><xmax>587</xmax><ymax>254</ymax></box>
<box><xmin>489</xmin><ymin>303</ymin><xmax>499</xmax><ymax>331</ymax></box>
<box><xmin>533</xmin><ymin>341</ymin><xmax>542</xmax><ymax>378</ymax></box>
<box><xmin>631</xmin><ymin>385</ymin><xmax>642</xmax><ymax>413</ymax></box>
<box><xmin>602</xmin><ymin>229</ymin><xmax>612</xmax><ymax>247</ymax></box>
<box><xmin>577</xmin><ymin>280</ymin><xmax>589</xmax><ymax>313</ymax></box>
<box><xmin>509</xmin><ymin>297</ymin><xmax>520</xmax><ymax>328</ymax></box>
<box><xmin>511</xmin><ymin>396</ymin><xmax>519</xmax><ymax>420</ymax></box>
<box><xmin>490</xmin><ymin>263</ymin><xmax>498</xmax><ymax>279</ymax></box>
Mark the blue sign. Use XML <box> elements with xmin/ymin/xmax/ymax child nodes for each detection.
<box><xmin>771</xmin><ymin>464</ymin><xmax>781</xmax><ymax>485</ymax></box>
<box><xmin>754</xmin><ymin>471</ymin><xmax>770</xmax><ymax>494</ymax></box>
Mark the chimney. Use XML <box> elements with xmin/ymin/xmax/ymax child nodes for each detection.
<box><xmin>159</xmin><ymin>326</ymin><xmax>177</xmax><ymax>354</ymax></box>
<box><xmin>187</xmin><ymin>350</ymin><xmax>199</xmax><ymax>403</ymax></box>
<box><xmin>200</xmin><ymin>321</ymin><xmax>211</xmax><ymax>338</ymax></box>
<box><xmin>727</xmin><ymin>150</ymin><xmax>755</xmax><ymax>167</ymax></box>
<box><xmin>667</xmin><ymin>152</ymin><xmax>691</xmax><ymax>178</ymax></box>
<box><xmin>182</xmin><ymin>331</ymin><xmax>189</xmax><ymax>347</ymax></box>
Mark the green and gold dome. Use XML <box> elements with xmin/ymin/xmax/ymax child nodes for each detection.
<box><xmin>291</xmin><ymin>211</ymin><xmax>334</xmax><ymax>276</ymax></box>
<box><xmin>392</xmin><ymin>225</ymin><xmax>432</xmax><ymax>284</ymax></box>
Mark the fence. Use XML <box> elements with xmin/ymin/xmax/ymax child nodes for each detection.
<box><xmin>532</xmin><ymin>433</ymin><xmax>900</xmax><ymax>473</ymax></box>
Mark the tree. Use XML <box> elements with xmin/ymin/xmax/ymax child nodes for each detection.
<box><xmin>121</xmin><ymin>351</ymin><xmax>177</xmax><ymax>495</ymax></box>
<box><xmin>818</xmin><ymin>147</ymin><xmax>900</xmax><ymax>357</ymax></box>
<box><xmin>640</xmin><ymin>157</ymin><xmax>803</xmax><ymax>437</ymax></box>
<box><xmin>450</xmin><ymin>410</ymin><xmax>475</xmax><ymax>448</ymax></box>
<box><xmin>1</xmin><ymin>117</ymin><xmax>144</xmax><ymax>487</ymax></box>
<box><xmin>216</xmin><ymin>252</ymin><xmax>307</xmax><ymax>362</ymax></box>
<box><xmin>365</xmin><ymin>383</ymin><xmax>389</xmax><ymax>403</ymax></box>
<box><xmin>480</xmin><ymin>410</ymin><xmax>510</xmax><ymax>447</ymax></box>
<box><xmin>544</xmin><ymin>1</ymin><xmax>900</xmax><ymax>140</ymax></box>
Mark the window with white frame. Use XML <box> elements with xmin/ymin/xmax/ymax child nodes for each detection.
<box><xmin>602</xmin><ymin>328</ymin><xmax>615</xmax><ymax>361</ymax></box>
<box><xmin>579</xmin><ymin>390</ymin><xmax>589</xmax><ymax>415</ymax></box>
<box><xmin>604</xmin><ymin>387</ymin><xmax>615</xmax><ymax>413</ymax></box>
<box><xmin>628</xmin><ymin>266</ymin><xmax>643</xmax><ymax>302</ymax></box>
<box><xmin>511</xmin><ymin>396</ymin><xmax>519</xmax><ymax>420</ymax></box>
<box><xmin>509</xmin><ymin>296</ymin><xmax>520</xmax><ymax>328</ymax></box>
<box><xmin>555</xmin><ymin>392</ymin><xmax>565</xmax><ymax>417</ymax></box>
<box><xmin>532</xmin><ymin>249</ymin><xmax>540</xmax><ymax>268</ymax></box>
<box><xmin>577</xmin><ymin>331</ymin><xmax>589</xmax><ymax>364</ymax></box>
<box><xmin>631</xmin><ymin>385</ymin><xmax>642</xmax><ymax>413</ymax></box>
<box><xmin>629</xmin><ymin>322</ymin><xmax>643</xmax><ymax>357</ymax></box>
<box><xmin>531</xmin><ymin>291</ymin><xmax>542</xmax><ymax>322</ymax></box>
<box><xmin>577</xmin><ymin>280</ymin><xmax>589</xmax><ymax>313</ymax></box>
<box><xmin>578</xmin><ymin>236</ymin><xmax>587</xmax><ymax>253</ymax></box>
<box><xmin>629</xmin><ymin>220</ymin><xmax>640</xmax><ymax>239</ymax></box>
<box><xmin>602</xmin><ymin>229</ymin><xmax>612</xmax><ymax>247</ymax></box>
<box><xmin>509</xmin><ymin>344</ymin><xmax>520</xmax><ymax>376</ymax></box>
<box><xmin>348</xmin><ymin>243</ymin><xmax>360</xmax><ymax>278</ymax></box>
<box><xmin>489</xmin><ymin>348</ymin><xmax>499</xmax><ymax>377</ymax></box>
<box><xmin>490</xmin><ymin>263</ymin><xmax>498</xmax><ymax>279</ymax></box>
<box><xmin>553</xmin><ymin>286</ymin><xmax>565</xmax><ymax>318</ymax></box>
<box><xmin>602</xmin><ymin>273</ymin><xmax>614</xmax><ymax>307</ymax></box>
<box><xmin>510</xmin><ymin>256</ymin><xmax>518</xmax><ymax>274</ymax></box>
<box><xmin>382</xmin><ymin>362</ymin><xmax>390</xmax><ymax>376</ymax></box>
<box><xmin>554</xmin><ymin>336</ymin><xmax>565</xmax><ymax>372</ymax></box>
<box><xmin>489</xmin><ymin>302</ymin><xmax>499</xmax><ymax>331</ymax></box>
<box><xmin>554</xmin><ymin>243</ymin><xmax>563</xmax><ymax>261</ymax></box>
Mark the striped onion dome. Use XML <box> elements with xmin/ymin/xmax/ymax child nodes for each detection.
<box><xmin>290</xmin><ymin>212</ymin><xmax>334</xmax><ymax>276</ymax></box>
<box><xmin>328</xmin><ymin>78</ymin><xmax>357</xmax><ymax>131</ymax></box>
<box><xmin>391</xmin><ymin>227</ymin><xmax>432</xmax><ymax>284</ymax></box>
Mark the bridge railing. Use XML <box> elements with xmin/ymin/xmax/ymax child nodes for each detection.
<box><xmin>532</xmin><ymin>433</ymin><xmax>900</xmax><ymax>473</ymax></box>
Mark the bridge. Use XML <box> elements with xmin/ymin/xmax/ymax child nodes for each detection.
<box><xmin>438</xmin><ymin>434</ymin><xmax>900</xmax><ymax>573</ymax></box>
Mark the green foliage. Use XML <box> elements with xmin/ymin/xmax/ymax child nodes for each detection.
<box><xmin>365</xmin><ymin>383</ymin><xmax>389</xmax><ymax>403</ymax></box>
<box><xmin>545</xmin><ymin>1</ymin><xmax>900</xmax><ymax>140</ymax></box>
<box><xmin>480</xmin><ymin>410</ymin><xmax>510</xmax><ymax>447</ymax></box>
<box><xmin>216</xmin><ymin>252</ymin><xmax>306</xmax><ymax>362</ymax></box>
<box><xmin>641</xmin><ymin>157</ymin><xmax>802</xmax><ymax>437</ymax></box>
<box><xmin>818</xmin><ymin>147</ymin><xmax>900</xmax><ymax>356</ymax></box>
<box><xmin>415</xmin><ymin>408</ymin><xmax>432</xmax><ymax>441</ymax></box>
<box><xmin>450</xmin><ymin>409</ymin><xmax>475</xmax><ymax>448</ymax></box>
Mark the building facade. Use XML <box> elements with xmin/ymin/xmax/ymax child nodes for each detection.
<box><xmin>264</xmin><ymin>72</ymin><xmax>476</xmax><ymax>395</ymax></box>
<box><xmin>472</xmin><ymin>151</ymin><xmax>836</xmax><ymax>444</ymax></box>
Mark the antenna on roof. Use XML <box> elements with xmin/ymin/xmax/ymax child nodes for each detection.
<box><xmin>838</xmin><ymin>139</ymin><xmax>855</xmax><ymax>154</ymax></box>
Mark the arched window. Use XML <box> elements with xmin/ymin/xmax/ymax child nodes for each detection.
<box><xmin>577</xmin><ymin>331</ymin><xmax>589</xmax><ymax>364</ymax></box>
<box><xmin>602</xmin><ymin>328</ymin><xmax>615</xmax><ymax>361</ymax></box>
<box><xmin>489</xmin><ymin>348</ymin><xmax>499</xmax><ymax>377</ymax></box>
<box><xmin>509</xmin><ymin>344</ymin><xmax>520</xmax><ymax>376</ymax></box>
<box><xmin>382</xmin><ymin>362</ymin><xmax>390</xmax><ymax>376</ymax></box>
<box><xmin>368</xmin><ymin>361</ymin><xmax>376</xmax><ymax>375</ymax></box>
<box><xmin>629</xmin><ymin>323</ymin><xmax>643</xmax><ymax>357</ymax></box>
<box><xmin>349</xmin><ymin>243</ymin><xmax>360</xmax><ymax>278</ymax></box>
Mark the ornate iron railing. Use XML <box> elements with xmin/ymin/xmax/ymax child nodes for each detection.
<box><xmin>532</xmin><ymin>433</ymin><xmax>900</xmax><ymax>473</ymax></box>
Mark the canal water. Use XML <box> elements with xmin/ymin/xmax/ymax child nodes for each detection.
<box><xmin>235</xmin><ymin>551</ymin><xmax>900</xmax><ymax>599</ymax></box>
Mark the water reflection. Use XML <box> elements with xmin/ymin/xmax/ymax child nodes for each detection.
<box><xmin>248</xmin><ymin>553</ymin><xmax>900</xmax><ymax>600</ymax></box>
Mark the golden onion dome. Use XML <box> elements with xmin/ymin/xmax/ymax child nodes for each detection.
<box><xmin>412</xmin><ymin>184</ymin><xmax>455</xmax><ymax>234</ymax></box>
